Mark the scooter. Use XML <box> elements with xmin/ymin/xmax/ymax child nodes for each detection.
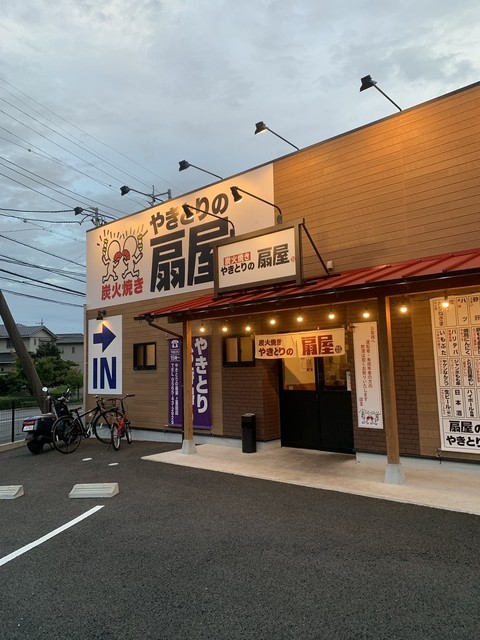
<box><xmin>23</xmin><ymin>387</ymin><xmax>72</xmax><ymax>454</ymax></box>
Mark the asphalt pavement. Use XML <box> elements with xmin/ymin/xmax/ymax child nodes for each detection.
<box><xmin>1</xmin><ymin>438</ymin><xmax>480</xmax><ymax>639</ymax></box>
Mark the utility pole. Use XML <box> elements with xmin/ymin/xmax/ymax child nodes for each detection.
<box><xmin>0</xmin><ymin>291</ymin><xmax>47</xmax><ymax>412</ymax></box>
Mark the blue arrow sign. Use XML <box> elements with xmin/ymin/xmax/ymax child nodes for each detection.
<box><xmin>93</xmin><ymin>324</ymin><xmax>116</xmax><ymax>352</ymax></box>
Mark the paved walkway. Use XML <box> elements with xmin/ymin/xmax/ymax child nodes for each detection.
<box><xmin>143</xmin><ymin>443</ymin><xmax>480</xmax><ymax>516</ymax></box>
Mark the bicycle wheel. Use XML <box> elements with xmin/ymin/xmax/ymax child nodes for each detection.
<box><xmin>125</xmin><ymin>419</ymin><xmax>133</xmax><ymax>444</ymax></box>
<box><xmin>92</xmin><ymin>410</ymin><xmax>121</xmax><ymax>444</ymax></box>
<box><xmin>52</xmin><ymin>416</ymin><xmax>82</xmax><ymax>454</ymax></box>
<box><xmin>111</xmin><ymin>424</ymin><xmax>121</xmax><ymax>451</ymax></box>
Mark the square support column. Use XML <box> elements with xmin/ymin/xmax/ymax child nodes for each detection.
<box><xmin>376</xmin><ymin>296</ymin><xmax>404</xmax><ymax>484</ymax></box>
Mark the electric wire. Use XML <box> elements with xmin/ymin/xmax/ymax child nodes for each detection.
<box><xmin>0</xmin><ymin>77</ymin><xmax>176</xmax><ymax>191</ymax></box>
<box><xmin>1</xmin><ymin>288</ymin><xmax>84</xmax><ymax>308</ymax></box>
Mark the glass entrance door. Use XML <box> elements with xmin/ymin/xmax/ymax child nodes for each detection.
<box><xmin>280</xmin><ymin>355</ymin><xmax>354</xmax><ymax>453</ymax></box>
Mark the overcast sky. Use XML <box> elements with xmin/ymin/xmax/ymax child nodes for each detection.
<box><xmin>0</xmin><ymin>0</ymin><xmax>479</xmax><ymax>335</ymax></box>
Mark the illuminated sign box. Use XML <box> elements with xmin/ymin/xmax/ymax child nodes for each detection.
<box><xmin>213</xmin><ymin>221</ymin><xmax>303</xmax><ymax>296</ymax></box>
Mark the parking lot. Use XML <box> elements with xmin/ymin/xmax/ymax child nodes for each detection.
<box><xmin>1</xmin><ymin>438</ymin><xmax>480</xmax><ymax>639</ymax></box>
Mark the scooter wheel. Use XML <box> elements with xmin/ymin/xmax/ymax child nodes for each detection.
<box><xmin>27</xmin><ymin>440</ymin><xmax>44</xmax><ymax>454</ymax></box>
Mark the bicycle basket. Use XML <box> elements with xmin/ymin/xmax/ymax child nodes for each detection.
<box><xmin>54</xmin><ymin>402</ymin><xmax>70</xmax><ymax>418</ymax></box>
<box><xmin>100</xmin><ymin>398</ymin><xmax>118</xmax><ymax>410</ymax></box>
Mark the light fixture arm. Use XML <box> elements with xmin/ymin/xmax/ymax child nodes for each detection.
<box><xmin>372</xmin><ymin>85</ymin><xmax>402</xmax><ymax>112</ymax></box>
<box><xmin>182</xmin><ymin>203</ymin><xmax>235</xmax><ymax>235</ymax></box>
<box><xmin>230</xmin><ymin>186</ymin><xmax>283</xmax><ymax>224</ymax></box>
<box><xmin>74</xmin><ymin>206</ymin><xmax>116</xmax><ymax>227</ymax></box>
<box><xmin>120</xmin><ymin>185</ymin><xmax>172</xmax><ymax>206</ymax></box>
<box><xmin>266</xmin><ymin>127</ymin><xmax>299</xmax><ymax>151</ymax></box>
<box><xmin>254</xmin><ymin>121</ymin><xmax>299</xmax><ymax>150</ymax></box>
<box><xmin>359</xmin><ymin>75</ymin><xmax>402</xmax><ymax>112</ymax></box>
<box><xmin>300</xmin><ymin>222</ymin><xmax>330</xmax><ymax>276</ymax></box>
<box><xmin>178</xmin><ymin>161</ymin><xmax>222</xmax><ymax>180</ymax></box>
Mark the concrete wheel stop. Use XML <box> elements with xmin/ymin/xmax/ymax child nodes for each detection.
<box><xmin>69</xmin><ymin>483</ymin><xmax>119</xmax><ymax>498</ymax></box>
<box><xmin>0</xmin><ymin>485</ymin><xmax>24</xmax><ymax>499</ymax></box>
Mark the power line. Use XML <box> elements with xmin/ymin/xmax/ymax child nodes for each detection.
<box><xmin>1</xmin><ymin>288</ymin><xmax>84</xmax><ymax>308</ymax></box>
<box><xmin>0</xmin><ymin>233</ymin><xmax>85</xmax><ymax>268</ymax></box>
<box><xmin>0</xmin><ymin>77</ymin><xmax>176</xmax><ymax>191</ymax></box>
<box><xmin>0</xmin><ymin>267</ymin><xmax>84</xmax><ymax>296</ymax></box>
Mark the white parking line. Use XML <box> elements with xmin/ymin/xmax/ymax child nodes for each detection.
<box><xmin>0</xmin><ymin>505</ymin><xmax>104</xmax><ymax>567</ymax></box>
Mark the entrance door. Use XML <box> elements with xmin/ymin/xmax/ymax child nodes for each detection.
<box><xmin>280</xmin><ymin>355</ymin><xmax>354</xmax><ymax>453</ymax></box>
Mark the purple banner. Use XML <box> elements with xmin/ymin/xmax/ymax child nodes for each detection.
<box><xmin>168</xmin><ymin>338</ymin><xmax>183</xmax><ymax>427</ymax></box>
<box><xmin>192</xmin><ymin>336</ymin><xmax>212</xmax><ymax>429</ymax></box>
<box><xmin>168</xmin><ymin>336</ymin><xmax>212</xmax><ymax>430</ymax></box>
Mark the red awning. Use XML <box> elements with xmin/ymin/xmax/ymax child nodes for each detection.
<box><xmin>136</xmin><ymin>248</ymin><xmax>480</xmax><ymax>322</ymax></box>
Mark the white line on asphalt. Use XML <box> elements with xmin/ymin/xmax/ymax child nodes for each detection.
<box><xmin>0</xmin><ymin>505</ymin><xmax>104</xmax><ymax>567</ymax></box>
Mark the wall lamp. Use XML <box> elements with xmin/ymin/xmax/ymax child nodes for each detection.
<box><xmin>230</xmin><ymin>186</ymin><xmax>283</xmax><ymax>224</ymax></box>
<box><xmin>359</xmin><ymin>75</ymin><xmax>402</xmax><ymax>112</ymax></box>
<box><xmin>120</xmin><ymin>185</ymin><xmax>172</xmax><ymax>206</ymax></box>
<box><xmin>182</xmin><ymin>203</ymin><xmax>235</xmax><ymax>235</ymax></box>
<box><xmin>178</xmin><ymin>160</ymin><xmax>222</xmax><ymax>180</ymax></box>
<box><xmin>96</xmin><ymin>310</ymin><xmax>106</xmax><ymax>321</ymax></box>
<box><xmin>254</xmin><ymin>121</ymin><xmax>299</xmax><ymax>151</ymax></box>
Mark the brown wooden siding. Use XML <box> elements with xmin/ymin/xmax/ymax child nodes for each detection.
<box><xmin>274</xmin><ymin>83</ymin><xmax>480</xmax><ymax>277</ymax></box>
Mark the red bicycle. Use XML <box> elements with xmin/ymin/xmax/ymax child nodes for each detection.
<box><xmin>109</xmin><ymin>394</ymin><xmax>135</xmax><ymax>451</ymax></box>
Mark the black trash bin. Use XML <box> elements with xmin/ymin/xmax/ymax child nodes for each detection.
<box><xmin>241</xmin><ymin>413</ymin><xmax>256</xmax><ymax>453</ymax></box>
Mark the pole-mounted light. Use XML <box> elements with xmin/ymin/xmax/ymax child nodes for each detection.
<box><xmin>120</xmin><ymin>185</ymin><xmax>172</xmax><ymax>206</ymax></box>
<box><xmin>181</xmin><ymin>203</ymin><xmax>235</xmax><ymax>235</ymax></box>
<box><xmin>359</xmin><ymin>75</ymin><xmax>402</xmax><ymax>112</ymax></box>
<box><xmin>230</xmin><ymin>186</ymin><xmax>283</xmax><ymax>224</ymax></box>
<box><xmin>254</xmin><ymin>121</ymin><xmax>299</xmax><ymax>151</ymax></box>
<box><xmin>178</xmin><ymin>160</ymin><xmax>222</xmax><ymax>180</ymax></box>
<box><xmin>74</xmin><ymin>206</ymin><xmax>116</xmax><ymax>227</ymax></box>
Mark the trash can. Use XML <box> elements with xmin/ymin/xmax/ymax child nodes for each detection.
<box><xmin>241</xmin><ymin>413</ymin><xmax>256</xmax><ymax>453</ymax></box>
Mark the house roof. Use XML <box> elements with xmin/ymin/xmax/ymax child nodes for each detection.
<box><xmin>136</xmin><ymin>247</ymin><xmax>480</xmax><ymax>322</ymax></box>
<box><xmin>56</xmin><ymin>333</ymin><xmax>84</xmax><ymax>344</ymax></box>
<box><xmin>0</xmin><ymin>324</ymin><xmax>57</xmax><ymax>339</ymax></box>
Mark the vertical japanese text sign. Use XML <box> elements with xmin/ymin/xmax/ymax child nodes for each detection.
<box><xmin>353</xmin><ymin>321</ymin><xmax>383</xmax><ymax>429</ymax></box>
<box><xmin>168</xmin><ymin>336</ymin><xmax>212</xmax><ymax>430</ymax></box>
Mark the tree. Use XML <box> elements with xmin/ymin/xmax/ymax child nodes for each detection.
<box><xmin>35</xmin><ymin>342</ymin><xmax>62</xmax><ymax>359</ymax></box>
<box><xmin>5</xmin><ymin>344</ymin><xmax>83</xmax><ymax>394</ymax></box>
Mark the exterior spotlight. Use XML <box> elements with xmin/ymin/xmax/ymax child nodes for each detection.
<box><xmin>296</xmin><ymin>311</ymin><xmax>303</xmax><ymax>323</ymax></box>
<box><xmin>96</xmin><ymin>310</ymin><xmax>106</xmax><ymax>321</ymax></box>
<box><xmin>245</xmin><ymin>322</ymin><xmax>252</xmax><ymax>333</ymax></box>
<box><xmin>362</xmin><ymin>304</ymin><xmax>371</xmax><ymax>319</ymax></box>
<box><xmin>328</xmin><ymin>307</ymin><xmax>336</xmax><ymax>320</ymax></box>
<box><xmin>269</xmin><ymin>317</ymin><xmax>277</xmax><ymax>326</ymax></box>
<box><xmin>178</xmin><ymin>160</ymin><xmax>222</xmax><ymax>180</ymax></box>
<box><xmin>74</xmin><ymin>206</ymin><xmax>115</xmax><ymax>227</ymax></box>
<box><xmin>359</xmin><ymin>75</ymin><xmax>402</xmax><ymax>112</ymax></box>
<box><xmin>182</xmin><ymin>203</ymin><xmax>235</xmax><ymax>235</ymax></box>
<box><xmin>221</xmin><ymin>322</ymin><xmax>228</xmax><ymax>333</ymax></box>
<box><xmin>400</xmin><ymin>299</ymin><xmax>408</xmax><ymax>314</ymax></box>
<box><xmin>199</xmin><ymin>323</ymin><xmax>206</xmax><ymax>333</ymax></box>
<box><xmin>254</xmin><ymin>121</ymin><xmax>299</xmax><ymax>151</ymax></box>
<box><xmin>441</xmin><ymin>295</ymin><xmax>450</xmax><ymax>309</ymax></box>
<box><xmin>120</xmin><ymin>185</ymin><xmax>172</xmax><ymax>206</ymax></box>
<box><xmin>230</xmin><ymin>186</ymin><xmax>283</xmax><ymax>224</ymax></box>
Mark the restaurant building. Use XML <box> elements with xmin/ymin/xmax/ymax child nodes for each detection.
<box><xmin>85</xmin><ymin>80</ymin><xmax>480</xmax><ymax>481</ymax></box>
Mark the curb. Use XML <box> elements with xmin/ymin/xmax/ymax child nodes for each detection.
<box><xmin>0</xmin><ymin>441</ymin><xmax>25</xmax><ymax>452</ymax></box>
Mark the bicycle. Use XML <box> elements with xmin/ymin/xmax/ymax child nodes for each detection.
<box><xmin>51</xmin><ymin>395</ymin><xmax>127</xmax><ymax>454</ymax></box>
<box><xmin>109</xmin><ymin>394</ymin><xmax>135</xmax><ymax>451</ymax></box>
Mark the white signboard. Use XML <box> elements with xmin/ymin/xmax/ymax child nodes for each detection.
<box><xmin>255</xmin><ymin>329</ymin><xmax>345</xmax><ymax>359</ymax></box>
<box><xmin>353</xmin><ymin>322</ymin><xmax>383</xmax><ymax>429</ymax></box>
<box><xmin>431</xmin><ymin>294</ymin><xmax>480</xmax><ymax>454</ymax></box>
<box><xmin>88</xmin><ymin>315</ymin><xmax>122</xmax><ymax>394</ymax></box>
<box><xmin>86</xmin><ymin>165</ymin><xmax>274</xmax><ymax>310</ymax></box>
<box><xmin>215</xmin><ymin>223</ymin><xmax>301</xmax><ymax>294</ymax></box>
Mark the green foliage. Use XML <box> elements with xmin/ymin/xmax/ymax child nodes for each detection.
<box><xmin>3</xmin><ymin>343</ymin><xmax>83</xmax><ymax>394</ymax></box>
<box><xmin>35</xmin><ymin>342</ymin><xmax>62</xmax><ymax>359</ymax></box>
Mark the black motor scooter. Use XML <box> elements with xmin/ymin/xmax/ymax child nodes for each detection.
<box><xmin>23</xmin><ymin>387</ymin><xmax>72</xmax><ymax>454</ymax></box>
